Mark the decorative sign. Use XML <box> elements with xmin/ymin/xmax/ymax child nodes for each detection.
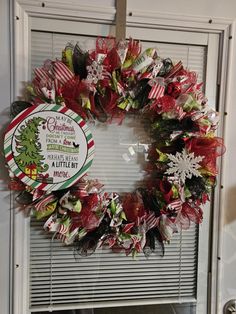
<box><xmin>4</xmin><ymin>104</ymin><xmax>94</xmax><ymax>191</ymax></box>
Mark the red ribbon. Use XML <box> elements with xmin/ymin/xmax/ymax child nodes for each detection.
<box><xmin>159</xmin><ymin>180</ymin><xmax>173</xmax><ymax>203</ymax></box>
<box><xmin>151</xmin><ymin>95</ymin><xmax>176</xmax><ymax>114</ymax></box>
<box><xmin>61</xmin><ymin>78</ymin><xmax>97</xmax><ymax>119</ymax></box>
<box><xmin>186</xmin><ymin>137</ymin><xmax>225</xmax><ymax>175</ymax></box>
<box><xmin>122</xmin><ymin>192</ymin><xmax>146</xmax><ymax>224</ymax></box>
<box><xmin>69</xmin><ymin>194</ymin><xmax>102</xmax><ymax>232</ymax></box>
<box><xmin>177</xmin><ymin>202</ymin><xmax>203</xmax><ymax>229</ymax></box>
<box><xmin>126</xmin><ymin>38</ymin><xmax>142</xmax><ymax>62</ymax></box>
<box><xmin>95</xmin><ymin>37</ymin><xmax>116</xmax><ymax>55</ymax></box>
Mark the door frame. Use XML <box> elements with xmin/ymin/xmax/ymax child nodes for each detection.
<box><xmin>12</xmin><ymin>1</ymin><xmax>233</xmax><ymax>313</ymax></box>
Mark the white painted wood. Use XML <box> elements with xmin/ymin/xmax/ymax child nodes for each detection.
<box><xmin>30</xmin><ymin>17</ymin><xmax>208</xmax><ymax>45</ymax></box>
<box><xmin>126</xmin><ymin>26</ymin><xmax>208</xmax><ymax>45</ymax></box>
<box><xmin>126</xmin><ymin>0</ymin><xmax>236</xmax><ymax>21</ymax></box>
<box><xmin>205</xmin><ymin>34</ymin><xmax>220</xmax><ymax>108</ymax></box>
<box><xmin>0</xmin><ymin>1</ymin><xmax>13</xmax><ymax>314</ymax></box>
<box><xmin>17</xmin><ymin>0</ymin><xmax>116</xmax><ymax>22</ymax></box>
<box><xmin>12</xmin><ymin>2</ymin><xmax>233</xmax><ymax>314</ymax></box>
<box><xmin>31</xmin><ymin>18</ymin><xmax>114</xmax><ymax>37</ymax></box>
<box><xmin>196</xmin><ymin>33</ymin><xmax>220</xmax><ymax>314</ymax></box>
<box><xmin>214</xmin><ymin>25</ymin><xmax>232</xmax><ymax>314</ymax></box>
<box><xmin>126</xmin><ymin>10</ymin><xmax>231</xmax><ymax>33</ymax></box>
<box><xmin>13</xmin><ymin>209</ymin><xmax>31</xmax><ymax>314</ymax></box>
<box><xmin>15</xmin><ymin>2</ymin><xmax>31</xmax><ymax>97</ymax></box>
<box><xmin>17</xmin><ymin>0</ymin><xmax>233</xmax><ymax>31</ymax></box>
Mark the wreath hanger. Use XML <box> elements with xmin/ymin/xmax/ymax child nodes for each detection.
<box><xmin>115</xmin><ymin>0</ymin><xmax>127</xmax><ymax>42</ymax></box>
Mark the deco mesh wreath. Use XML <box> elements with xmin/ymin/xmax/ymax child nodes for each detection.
<box><xmin>6</xmin><ymin>37</ymin><xmax>225</xmax><ymax>257</ymax></box>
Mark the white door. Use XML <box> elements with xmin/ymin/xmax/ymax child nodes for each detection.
<box><xmin>13</xmin><ymin>14</ymin><xmax>221</xmax><ymax>314</ymax></box>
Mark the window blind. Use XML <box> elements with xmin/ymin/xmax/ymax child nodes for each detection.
<box><xmin>29</xmin><ymin>30</ymin><xmax>206</xmax><ymax>312</ymax></box>
<box><xmin>30</xmin><ymin>219</ymin><xmax>198</xmax><ymax>311</ymax></box>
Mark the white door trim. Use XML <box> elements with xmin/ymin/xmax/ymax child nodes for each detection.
<box><xmin>13</xmin><ymin>1</ymin><xmax>232</xmax><ymax>313</ymax></box>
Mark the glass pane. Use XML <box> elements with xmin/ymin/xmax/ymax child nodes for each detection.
<box><xmin>29</xmin><ymin>29</ymin><xmax>211</xmax><ymax>314</ymax></box>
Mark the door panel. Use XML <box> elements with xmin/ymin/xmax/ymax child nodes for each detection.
<box><xmin>26</xmin><ymin>26</ymin><xmax>218</xmax><ymax>314</ymax></box>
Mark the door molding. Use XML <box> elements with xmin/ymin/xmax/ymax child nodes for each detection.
<box><xmin>13</xmin><ymin>1</ymin><xmax>233</xmax><ymax>313</ymax></box>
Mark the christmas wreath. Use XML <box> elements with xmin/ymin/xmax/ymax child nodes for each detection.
<box><xmin>5</xmin><ymin>37</ymin><xmax>225</xmax><ymax>257</ymax></box>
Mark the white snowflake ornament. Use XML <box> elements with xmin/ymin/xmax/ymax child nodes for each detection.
<box><xmin>86</xmin><ymin>61</ymin><xmax>104</xmax><ymax>84</ymax></box>
<box><xmin>165</xmin><ymin>149</ymin><xmax>204</xmax><ymax>184</ymax></box>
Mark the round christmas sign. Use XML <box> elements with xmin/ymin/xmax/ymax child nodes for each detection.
<box><xmin>4</xmin><ymin>103</ymin><xmax>94</xmax><ymax>191</ymax></box>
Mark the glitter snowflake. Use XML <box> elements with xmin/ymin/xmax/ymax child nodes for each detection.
<box><xmin>165</xmin><ymin>149</ymin><xmax>204</xmax><ymax>184</ymax></box>
<box><xmin>86</xmin><ymin>61</ymin><xmax>104</xmax><ymax>84</ymax></box>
